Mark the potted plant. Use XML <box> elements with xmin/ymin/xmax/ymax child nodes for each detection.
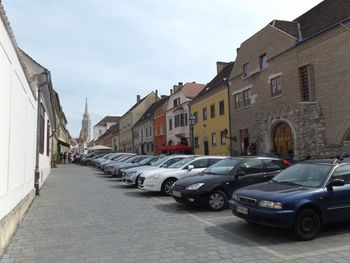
<box><xmin>51</xmin><ymin>153</ymin><xmax>59</xmax><ymax>168</ymax></box>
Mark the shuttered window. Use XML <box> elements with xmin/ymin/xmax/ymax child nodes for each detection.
<box><xmin>299</xmin><ymin>65</ymin><xmax>314</xmax><ymax>101</ymax></box>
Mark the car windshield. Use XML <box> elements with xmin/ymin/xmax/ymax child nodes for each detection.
<box><xmin>150</xmin><ymin>157</ymin><xmax>169</xmax><ymax>167</ymax></box>
<box><xmin>168</xmin><ymin>156</ymin><xmax>196</xmax><ymax>168</ymax></box>
<box><xmin>203</xmin><ymin>158</ymin><xmax>240</xmax><ymax>175</ymax></box>
<box><xmin>138</xmin><ymin>156</ymin><xmax>155</xmax><ymax>165</ymax></box>
<box><xmin>273</xmin><ymin>163</ymin><xmax>332</xmax><ymax>187</ymax></box>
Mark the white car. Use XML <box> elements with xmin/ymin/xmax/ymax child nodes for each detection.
<box><xmin>138</xmin><ymin>156</ymin><xmax>226</xmax><ymax>195</ymax></box>
<box><xmin>122</xmin><ymin>155</ymin><xmax>188</xmax><ymax>187</ymax></box>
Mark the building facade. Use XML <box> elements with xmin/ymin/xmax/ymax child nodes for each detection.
<box><xmin>133</xmin><ymin>97</ymin><xmax>168</xmax><ymax>154</ymax></box>
<box><xmin>93</xmin><ymin>116</ymin><xmax>120</xmax><ymax>141</ymax></box>
<box><xmin>229</xmin><ymin>0</ymin><xmax>350</xmax><ymax>160</ymax></box>
<box><xmin>119</xmin><ymin>92</ymin><xmax>158</xmax><ymax>152</ymax></box>
<box><xmin>154</xmin><ymin>97</ymin><xmax>169</xmax><ymax>155</ymax></box>
<box><xmin>166</xmin><ymin>82</ymin><xmax>205</xmax><ymax>147</ymax></box>
<box><xmin>190</xmin><ymin>62</ymin><xmax>233</xmax><ymax>156</ymax></box>
<box><xmin>81</xmin><ymin>99</ymin><xmax>92</xmax><ymax>143</ymax></box>
<box><xmin>94</xmin><ymin>123</ymin><xmax>119</xmax><ymax>149</ymax></box>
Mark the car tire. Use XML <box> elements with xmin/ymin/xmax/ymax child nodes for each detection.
<box><xmin>134</xmin><ymin>175</ymin><xmax>140</xmax><ymax>188</ymax></box>
<box><xmin>161</xmin><ymin>178</ymin><xmax>177</xmax><ymax>196</ymax></box>
<box><xmin>293</xmin><ymin>208</ymin><xmax>321</xmax><ymax>241</ymax></box>
<box><xmin>208</xmin><ymin>190</ymin><xmax>227</xmax><ymax>211</ymax></box>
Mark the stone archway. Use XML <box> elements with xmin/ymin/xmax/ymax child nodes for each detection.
<box><xmin>267</xmin><ymin>120</ymin><xmax>296</xmax><ymax>159</ymax></box>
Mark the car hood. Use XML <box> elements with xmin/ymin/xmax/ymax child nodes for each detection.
<box><xmin>174</xmin><ymin>174</ymin><xmax>230</xmax><ymax>187</ymax></box>
<box><xmin>235</xmin><ymin>181</ymin><xmax>321</xmax><ymax>202</ymax></box>
<box><xmin>141</xmin><ymin>168</ymin><xmax>178</xmax><ymax>177</ymax></box>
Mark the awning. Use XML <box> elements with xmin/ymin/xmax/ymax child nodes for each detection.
<box><xmin>158</xmin><ymin>144</ymin><xmax>192</xmax><ymax>151</ymax></box>
<box><xmin>57</xmin><ymin>139</ymin><xmax>71</xmax><ymax>148</ymax></box>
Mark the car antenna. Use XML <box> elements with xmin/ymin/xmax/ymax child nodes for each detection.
<box><xmin>333</xmin><ymin>152</ymin><xmax>348</xmax><ymax>165</ymax></box>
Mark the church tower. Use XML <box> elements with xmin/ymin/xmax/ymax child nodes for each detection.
<box><xmin>80</xmin><ymin>98</ymin><xmax>91</xmax><ymax>142</ymax></box>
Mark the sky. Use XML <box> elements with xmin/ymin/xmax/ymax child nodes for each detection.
<box><xmin>2</xmin><ymin>0</ymin><xmax>323</xmax><ymax>137</ymax></box>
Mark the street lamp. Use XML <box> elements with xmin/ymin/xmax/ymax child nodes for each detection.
<box><xmin>189</xmin><ymin>114</ymin><xmax>196</xmax><ymax>154</ymax></box>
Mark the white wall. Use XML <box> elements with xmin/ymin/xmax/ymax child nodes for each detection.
<box><xmin>0</xmin><ymin>17</ymin><xmax>37</xmax><ymax>220</ymax></box>
<box><xmin>93</xmin><ymin>125</ymin><xmax>106</xmax><ymax>141</ymax></box>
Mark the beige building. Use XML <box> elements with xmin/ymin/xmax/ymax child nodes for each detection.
<box><xmin>229</xmin><ymin>0</ymin><xmax>350</xmax><ymax>160</ymax></box>
<box><xmin>119</xmin><ymin>92</ymin><xmax>158</xmax><ymax>152</ymax></box>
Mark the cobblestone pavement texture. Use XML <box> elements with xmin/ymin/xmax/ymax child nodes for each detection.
<box><xmin>1</xmin><ymin>164</ymin><xmax>350</xmax><ymax>263</ymax></box>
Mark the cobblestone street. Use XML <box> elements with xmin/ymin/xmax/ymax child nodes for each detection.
<box><xmin>1</xmin><ymin>164</ymin><xmax>350</xmax><ymax>263</ymax></box>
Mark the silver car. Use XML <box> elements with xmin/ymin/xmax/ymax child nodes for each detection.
<box><xmin>122</xmin><ymin>155</ymin><xmax>189</xmax><ymax>187</ymax></box>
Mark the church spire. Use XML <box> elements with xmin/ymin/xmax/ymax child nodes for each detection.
<box><xmin>84</xmin><ymin>98</ymin><xmax>89</xmax><ymax>116</ymax></box>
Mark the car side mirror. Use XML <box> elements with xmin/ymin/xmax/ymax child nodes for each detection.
<box><xmin>187</xmin><ymin>165</ymin><xmax>194</xmax><ymax>171</ymax></box>
<box><xmin>160</xmin><ymin>164</ymin><xmax>168</xmax><ymax>168</ymax></box>
<box><xmin>327</xmin><ymin>179</ymin><xmax>345</xmax><ymax>189</ymax></box>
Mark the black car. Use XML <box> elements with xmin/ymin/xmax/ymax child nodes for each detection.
<box><xmin>171</xmin><ymin>156</ymin><xmax>290</xmax><ymax>210</ymax></box>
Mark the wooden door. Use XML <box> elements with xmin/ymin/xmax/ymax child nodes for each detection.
<box><xmin>240</xmin><ymin>129</ymin><xmax>249</xmax><ymax>155</ymax></box>
<box><xmin>273</xmin><ymin>123</ymin><xmax>294</xmax><ymax>159</ymax></box>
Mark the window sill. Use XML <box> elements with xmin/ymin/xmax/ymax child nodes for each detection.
<box><xmin>299</xmin><ymin>101</ymin><xmax>318</xmax><ymax>104</ymax></box>
<box><xmin>234</xmin><ymin>105</ymin><xmax>251</xmax><ymax>112</ymax></box>
<box><xmin>270</xmin><ymin>95</ymin><xmax>282</xmax><ymax>100</ymax></box>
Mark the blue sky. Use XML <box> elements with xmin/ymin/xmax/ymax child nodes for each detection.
<box><xmin>3</xmin><ymin>0</ymin><xmax>323</xmax><ymax>137</ymax></box>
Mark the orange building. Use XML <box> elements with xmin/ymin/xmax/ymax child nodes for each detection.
<box><xmin>153</xmin><ymin>96</ymin><xmax>169</xmax><ymax>155</ymax></box>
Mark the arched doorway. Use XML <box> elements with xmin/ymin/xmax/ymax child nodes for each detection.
<box><xmin>272</xmin><ymin>122</ymin><xmax>294</xmax><ymax>159</ymax></box>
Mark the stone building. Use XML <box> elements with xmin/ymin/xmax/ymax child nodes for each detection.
<box><xmin>80</xmin><ymin>98</ymin><xmax>92</xmax><ymax>143</ymax></box>
<box><xmin>93</xmin><ymin>116</ymin><xmax>121</xmax><ymax>141</ymax></box>
<box><xmin>94</xmin><ymin>123</ymin><xmax>119</xmax><ymax>150</ymax></box>
<box><xmin>228</xmin><ymin>0</ymin><xmax>350</xmax><ymax>160</ymax></box>
<box><xmin>166</xmin><ymin>82</ymin><xmax>205</xmax><ymax>148</ymax></box>
<box><xmin>133</xmin><ymin>96</ymin><xmax>169</xmax><ymax>154</ymax></box>
<box><xmin>119</xmin><ymin>92</ymin><xmax>158</xmax><ymax>152</ymax></box>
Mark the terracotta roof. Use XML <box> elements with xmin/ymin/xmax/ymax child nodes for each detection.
<box><xmin>122</xmin><ymin>91</ymin><xmax>155</xmax><ymax>117</ymax></box>
<box><xmin>191</xmin><ymin>62</ymin><xmax>234</xmax><ymax>103</ymax></box>
<box><xmin>181</xmin><ymin>82</ymin><xmax>206</xmax><ymax>98</ymax></box>
<box><xmin>294</xmin><ymin>0</ymin><xmax>350</xmax><ymax>40</ymax></box>
<box><xmin>94</xmin><ymin>116</ymin><xmax>121</xmax><ymax>127</ymax></box>
<box><xmin>134</xmin><ymin>96</ymin><xmax>169</xmax><ymax>126</ymax></box>
<box><xmin>270</xmin><ymin>20</ymin><xmax>300</xmax><ymax>39</ymax></box>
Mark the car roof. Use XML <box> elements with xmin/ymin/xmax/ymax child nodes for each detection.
<box><xmin>228</xmin><ymin>156</ymin><xmax>282</xmax><ymax>161</ymax></box>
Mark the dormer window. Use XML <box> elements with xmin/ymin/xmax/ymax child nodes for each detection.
<box><xmin>243</xmin><ymin>63</ymin><xmax>251</xmax><ymax>77</ymax></box>
<box><xmin>173</xmin><ymin>98</ymin><xmax>180</xmax><ymax>107</ymax></box>
<box><xmin>259</xmin><ymin>53</ymin><xmax>268</xmax><ymax>70</ymax></box>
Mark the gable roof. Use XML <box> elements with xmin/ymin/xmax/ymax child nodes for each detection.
<box><xmin>134</xmin><ymin>96</ymin><xmax>169</xmax><ymax>126</ymax></box>
<box><xmin>96</xmin><ymin>123</ymin><xmax>119</xmax><ymax>141</ymax></box>
<box><xmin>294</xmin><ymin>0</ymin><xmax>350</xmax><ymax>40</ymax></box>
<box><xmin>270</xmin><ymin>20</ymin><xmax>300</xmax><ymax>39</ymax></box>
<box><xmin>122</xmin><ymin>92</ymin><xmax>155</xmax><ymax>117</ymax></box>
<box><xmin>181</xmin><ymin>82</ymin><xmax>206</xmax><ymax>98</ymax></box>
<box><xmin>95</xmin><ymin>116</ymin><xmax>121</xmax><ymax>127</ymax></box>
<box><xmin>191</xmin><ymin>62</ymin><xmax>234</xmax><ymax>103</ymax></box>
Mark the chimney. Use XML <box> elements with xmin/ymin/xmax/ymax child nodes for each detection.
<box><xmin>155</xmin><ymin>89</ymin><xmax>158</xmax><ymax>99</ymax></box>
<box><xmin>137</xmin><ymin>95</ymin><xmax>141</xmax><ymax>103</ymax></box>
<box><xmin>178</xmin><ymin>82</ymin><xmax>183</xmax><ymax>89</ymax></box>
<box><xmin>216</xmin><ymin>61</ymin><xmax>229</xmax><ymax>74</ymax></box>
<box><xmin>173</xmin><ymin>84</ymin><xmax>179</xmax><ymax>93</ymax></box>
<box><xmin>170</xmin><ymin>89</ymin><xmax>173</xmax><ymax>95</ymax></box>
<box><xmin>236</xmin><ymin>47</ymin><xmax>240</xmax><ymax>55</ymax></box>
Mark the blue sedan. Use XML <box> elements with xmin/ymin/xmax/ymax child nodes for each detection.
<box><xmin>229</xmin><ymin>159</ymin><xmax>350</xmax><ymax>240</ymax></box>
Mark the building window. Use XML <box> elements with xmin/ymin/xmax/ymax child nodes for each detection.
<box><xmin>212</xmin><ymin>133</ymin><xmax>217</xmax><ymax>146</ymax></box>
<box><xmin>243</xmin><ymin>89</ymin><xmax>251</xmax><ymax>107</ymax></box>
<box><xmin>271</xmin><ymin>76</ymin><xmax>282</xmax><ymax>97</ymax></box>
<box><xmin>160</xmin><ymin>124</ymin><xmax>164</xmax><ymax>135</ymax></box>
<box><xmin>243</xmin><ymin>63</ymin><xmax>250</xmax><ymax>77</ymax></box>
<box><xmin>39</xmin><ymin>104</ymin><xmax>45</xmax><ymax>154</ymax></box>
<box><xmin>193</xmin><ymin>112</ymin><xmax>198</xmax><ymax>123</ymax></box>
<box><xmin>220</xmin><ymin>131</ymin><xmax>227</xmax><ymax>145</ymax></box>
<box><xmin>194</xmin><ymin>137</ymin><xmax>199</xmax><ymax>148</ymax></box>
<box><xmin>299</xmin><ymin>65</ymin><xmax>314</xmax><ymax>101</ymax></box>
<box><xmin>146</xmin><ymin>127</ymin><xmax>148</xmax><ymax>137</ymax></box>
<box><xmin>146</xmin><ymin>144</ymin><xmax>149</xmax><ymax>152</ymax></box>
<box><xmin>219</xmin><ymin>101</ymin><xmax>224</xmax><ymax>115</ymax></box>
<box><xmin>210</xmin><ymin>104</ymin><xmax>215</xmax><ymax>118</ymax></box>
<box><xmin>149</xmin><ymin>126</ymin><xmax>152</xmax><ymax>137</ymax></box>
<box><xmin>175</xmin><ymin>115</ymin><xmax>180</xmax><ymax>128</ymax></box>
<box><xmin>46</xmin><ymin>121</ymin><xmax>50</xmax><ymax>156</ymax></box>
<box><xmin>175</xmin><ymin>113</ymin><xmax>188</xmax><ymax>127</ymax></box>
<box><xmin>173</xmin><ymin>98</ymin><xmax>180</xmax><ymax>107</ymax></box>
<box><xmin>202</xmin><ymin>108</ymin><xmax>207</xmax><ymax>121</ymax></box>
<box><xmin>259</xmin><ymin>53</ymin><xmax>268</xmax><ymax>70</ymax></box>
<box><xmin>141</xmin><ymin>129</ymin><xmax>144</xmax><ymax>141</ymax></box>
<box><xmin>169</xmin><ymin>118</ymin><xmax>173</xmax><ymax>130</ymax></box>
<box><xmin>99</xmin><ymin>129</ymin><xmax>102</xmax><ymax>135</ymax></box>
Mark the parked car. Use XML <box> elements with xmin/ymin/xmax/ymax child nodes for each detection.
<box><xmin>114</xmin><ymin>155</ymin><xmax>157</xmax><ymax>176</ymax></box>
<box><xmin>96</xmin><ymin>153</ymin><xmax>123</xmax><ymax>168</ymax></box>
<box><xmin>122</xmin><ymin>155</ymin><xmax>188</xmax><ymax>187</ymax></box>
<box><xmin>118</xmin><ymin>155</ymin><xmax>164</xmax><ymax>177</ymax></box>
<box><xmin>171</xmin><ymin>156</ymin><xmax>290</xmax><ymax>211</ymax></box>
<box><xmin>100</xmin><ymin>154</ymin><xmax>134</xmax><ymax>171</ymax></box>
<box><xmin>80</xmin><ymin>150</ymin><xmax>114</xmax><ymax>165</ymax></box>
<box><xmin>228</xmin><ymin>158</ymin><xmax>350</xmax><ymax>240</ymax></box>
<box><xmin>139</xmin><ymin>156</ymin><xmax>226</xmax><ymax>195</ymax></box>
<box><xmin>104</xmin><ymin>155</ymin><xmax>148</xmax><ymax>176</ymax></box>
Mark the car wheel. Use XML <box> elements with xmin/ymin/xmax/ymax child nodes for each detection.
<box><xmin>293</xmin><ymin>208</ymin><xmax>321</xmax><ymax>241</ymax></box>
<box><xmin>161</xmin><ymin>178</ymin><xmax>177</xmax><ymax>196</ymax></box>
<box><xmin>135</xmin><ymin>175</ymin><xmax>140</xmax><ymax>187</ymax></box>
<box><xmin>208</xmin><ymin>190</ymin><xmax>227</xmax><ymax>211</ymax></box>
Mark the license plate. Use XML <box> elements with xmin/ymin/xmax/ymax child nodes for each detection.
<box><xmin>236</xmin><ymin>205</ymin><xmax>248</xmax><ymax>215</ymax></box>
<box><xmin>172</xmin><ymin>190</ymin><xmax>181</xmax><ymax>198</ymax></box>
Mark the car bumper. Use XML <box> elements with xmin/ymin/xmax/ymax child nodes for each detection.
<box><xmin>122</xmin><ymin>175</ymin><xmax>138</xmax><ymax>185</ymax></box>
<box><xmin>228</xmin><ymin>200</ymin><xmax>295</xmax><ymax>228</ymax></box>
<box><xmin>170</xmin><ymin>188</ymin><xmax>209</xmax><ymax>207</ymax></box>
<box><xmin>138</xmin><ymin>180</ymin><xmax>162</xmax><ymax>192</ymax></box>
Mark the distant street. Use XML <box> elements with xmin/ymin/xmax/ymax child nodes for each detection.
<box><xmin>1</xmin><ymin>165</ymin><xmax>350</xmax><ymax>263</ymax></box>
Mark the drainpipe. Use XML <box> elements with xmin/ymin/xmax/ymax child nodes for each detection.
<box><xmin>34</xmin><ymin>70</ymin><xmax>50</xmax><ymax>196</ymax></box>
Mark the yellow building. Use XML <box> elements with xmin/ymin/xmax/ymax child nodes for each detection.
<box><xmin>189</xmin><ymin>62</ymin><xmax>234</xmax><ymax>156</ymax></box>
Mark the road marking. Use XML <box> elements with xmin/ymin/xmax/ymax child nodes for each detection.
<box><xmin>152</xmin><ymin>197</ymin><xmax>350</xmax><ymax>261</ymax></box>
